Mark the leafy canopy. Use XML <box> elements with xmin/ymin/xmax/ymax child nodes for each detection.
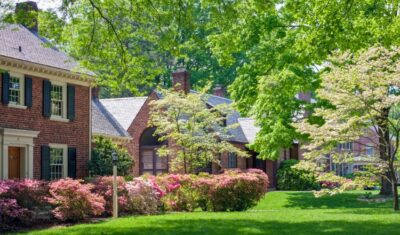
<box><xmin>149</xmin><ymin>87</ymin><xmax>248</xmax><ymax>173</ymax></box>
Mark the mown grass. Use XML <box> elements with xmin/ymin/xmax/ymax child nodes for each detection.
<box><xmin>16</xmin><ymin>190</ymin><xmax>400</xmax><ymax>235</ymax></box>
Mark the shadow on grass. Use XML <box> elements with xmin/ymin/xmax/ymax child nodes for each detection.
<box><xmin>284</xmin><ymin>192</ymin><xmax>391</xmax><ymax>210</ymax></box>
<box><xmin>26</xmin><ymin>218</ymin><xmax>400</xmax><ymax>235</ymax></box>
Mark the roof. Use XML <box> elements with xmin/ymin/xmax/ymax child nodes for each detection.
<box><xmin>0</xmin><ymin>24</ymin><xmax>94</xmax><ymax>76</ymax></box>
<box><xmin>238</xmin><ymin>118</ymin><xmax>260</xmax><ymax>143</ymax></box>
<box><xmin>91</xmin><ymin>99</ymin><xmax>130</xmax><ymax>139</ymax></box>
<box><xmin>94</xmin><ymin>90</ymin><xmax>259</xmax><ymax>144</ymax></box>
<box><xmin>203</xmin><ymin>93</ymin><xmax>248</xmax><ymax>143</ymax></box>
<box><xmin>100</xmin><ymin>97</ymin><xmax>147</xmax><ymax>130</ymax></box>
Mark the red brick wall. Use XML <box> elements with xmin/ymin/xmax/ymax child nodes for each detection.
<box><xmin>0</xmin><ymin>74</ymin><xmax>90</xmax><ymax>179</ymax></box>
<box><xmin>219</xmin><ymin>143</ymin><xmax>247</xmax><ymax>171</ymax></box>
<box><xmin>126</xmin><ymin>92</ymin><xmax>159</xmax><ymax>176</ymax></box>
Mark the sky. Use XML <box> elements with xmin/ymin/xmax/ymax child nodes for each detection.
<box><xmin>14</xmin><ymin>0</ymin><xmax>61</xmax><ymax>10</ymax></box>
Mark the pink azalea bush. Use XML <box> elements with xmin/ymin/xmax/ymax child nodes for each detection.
<box><xmin>91</xmin><ymin>176</ymin><xmax>128</xmax><ymax>214</ymax></box>
<box><xmin>124</xmin><ymin>178</ymin><xmax>163</xmax><ymax>215</ymax></box>
<box><xmin>0</xmin><ymin>179</ymin><xmax>49</xmax><ymax>228</ymax></box>
<box><xmin>156</xmin><ymin>174</ymin><xmax>198</xmax><ymax>211</ymax></box>
<box><xmin>195</xmin><ymin>169</ymin><xmax>269</xmax><ymax>211</ymax></box>
<box><xmin>47</xmin><ymin>178</ymin><xmax>105</xmax><ymax>221</ymax></box>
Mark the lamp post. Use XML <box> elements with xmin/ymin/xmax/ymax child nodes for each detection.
<box><xmin>112</xmin><ymin>151</ymin><xmax>118</xmax><ymax>218</ymax></box>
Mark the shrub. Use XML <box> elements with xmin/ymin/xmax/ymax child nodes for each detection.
<box><xmin>3</xmin><ymin>179</ymin><xmax>49</xmax><ymax>210</ymax></box>
<box><xmin>195</xmin><ymin>169</ymin><xmax>269</xmax><ymax>211</ymax></box>
<box><xmin>277</xmin><ymin>160</ymin><xmax>320</xmax><ymax>191</ymax></box>
<box><xmin>156</xmin><ymin>174</ymin><xmax>198</xmax><ymax>211</ymax></box>
<box><xmin>124</xmin><ymin>178</ymin><xmax>163</xmax><ymax>215</ymax></box>
<box><xmin>91</xmin><ymin>176</ymin><xmax>128</xmax><ymax>214</ymax></box>
<box><xmin>0</xmin><ymin>179</ymin><xmax>49</xmax><ymax>228</ymax></box>
<box><xmin>47</xmin><ymin>178</ymin><xmax>105</xmax><ymax>221</ymax></box>
<box><xmin>89</xmin><ymin>136</ymin><xmax>134</xmax><ymax>176</ymax></box>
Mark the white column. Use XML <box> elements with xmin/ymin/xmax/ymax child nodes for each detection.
<box><xmin>0</xmin><ymin>139</ymin><xmax>2</xmax><ymax>179</ymax></box>
<box><xmin>28</xmin><ymin>144</ymin><xmax>34</xmax><ymax>178</ymax></box>
<box><xmin>3</xmin><ymin>144</ymin><xmax>8</xmax><ymax>179</ymax></box>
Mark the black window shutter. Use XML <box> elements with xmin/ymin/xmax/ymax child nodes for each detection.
<box><xmin>67</xmin><ymin>85</ymin><xmax>75</xmax><ymax>120</ymax></box>
<box><xmin>68</xmin><ymin>147</ymin><xmax>77</xmax><ymax>179</ymax></box>
<box><xmin>41</xmin><ymin>146</ymin><xmax>50</xmax><ymax>180</ymax></box>
<box><xmin>43</xmin><ymin>80</ymin><xmax>51</xmax><ymax>117</ymax></box>
<box><xmin>25</xmin><ymin>76</ymin><xmax>33</xmax><ymax>108</ymax></box>
<box><xmin>2</xmin><ymin>72</ymin><xmax>10</xmax><ymax>105</ymax></box>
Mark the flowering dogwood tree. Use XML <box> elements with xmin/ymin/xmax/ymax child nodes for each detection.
<box><xmin>296</xmin><ymin>46</ymin><xmax>400</xmax><ymax>210</ymax></box>
<box><xmin>149</xmin><ymin>87</ymin><xmax>248</xmax><ymax>173</ymax></box>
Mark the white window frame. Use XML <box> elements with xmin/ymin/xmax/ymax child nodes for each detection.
<box><xmin>50</xmin><ymin>81</ymin><xmax>68</xmax><ymax>122</ymax></box>
<box><xmin>365</xmin><ymin>144</ymin><xmax>374</xmax><ymax>156</ymax></box>
<box><xmin>339</xmin><ymin>142</ymin><xmax>353</xmax><ymax>151</ymax></box>
<box><xmin>8</xmin><ymin>72</ymin><xmax>26</xmax><ymax>109</ymax></box>
<box><xmin>48</xmin><ymin>143</ymin><xmax>68</xmax><ymax>179</ymax></box>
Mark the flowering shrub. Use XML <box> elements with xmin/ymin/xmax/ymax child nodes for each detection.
<box><xmin>156</xmin><ymin>174</ymin><xmax>198</xmax><ymax>211</ymax></box>
<box><xmin>91</xmin><ymin>176</ymin><xmax>128</xmax><ymax>214</ymax></box>
<box><xmin>47</xmin><ymin>178</ymin><xmax>105</xmax><ymax>221</ymax></box>
<box><xmin>124</xmin><ymin>178</ymin><xmax>163</xmax><ymax>215</ymax></box>
<box><xmin>0</xmin><ymin>179</ymin><xmax>49</xmax><ymax>228</ymax></box>
<box><xmin>195</xmin><ymin>169</ymin><xmax>269</xmax><ymax>211</ymax></box>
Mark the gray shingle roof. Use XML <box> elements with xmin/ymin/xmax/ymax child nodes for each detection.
<box><xmin>100</xmin><ymin>97</ymin><xmax>147</xmax><ymax>130</ymax></box>
<box><xmin>237</xmin><ymin>118</ymin><xmax>260</xmax><ymax>143</ymax></box>
<box><xmin>92</xmin><ymin>99</ymin><xmax>130</xmax><ymax>138</ymax></box>
<box><xmin>204</xmin><ymin>93</ymin><xmax>248</xmax><ymax>143</ymax></box>
<box><xmin>0</xmin><ymin>24</ymin><xmax>93</xmax><ymax>75</ymax></box>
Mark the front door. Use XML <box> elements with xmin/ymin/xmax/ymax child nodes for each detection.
<box><xmin>8</xmin><ymin>147</ymin><xmax>21</xmax><ymax>179</ymax></box>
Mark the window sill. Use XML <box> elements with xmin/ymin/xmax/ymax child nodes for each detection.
<box><xmin>50</xmin><ymin>116</ymin><xmax>70</xmax><ymax>123</ymax></box>
<box><xmin>8</xmin><ymin>104</ymin><xmax>27</xmax><ymax>109</ymax></box>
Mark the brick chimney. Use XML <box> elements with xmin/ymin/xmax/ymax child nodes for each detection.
<box><xmin>172</xmin><ymin>66</ymin><xmax>190</xmax><ymax>94</ymax></box>
<box><xmin>92</xmin><ymin>87</ymin><xmax>100</xmax><ymax>100</ymax></box>
<box><xmin>213</xmin><ymin>84</ymin><xmax>225</xmax><ymax>97</ymax></box>
<box><xmin>15</xmin><ymin>1</ymin><xmax>39</xmax><ymax>34</ymax></box>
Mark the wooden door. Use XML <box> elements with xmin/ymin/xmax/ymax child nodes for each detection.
<box><xmin>8</xmin><ymin>147</ymin><xmax>21</xmax><ymax>179</ymax></box>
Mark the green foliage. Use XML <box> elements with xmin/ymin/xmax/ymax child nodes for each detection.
<box><xmin>277</xmin><ymin>160</ymin><xmax>320</xmax><ymax>191</ymax></box>
<box><xmin>149</xmin><ymin>88</ymin><xmax>248</xmax><ymax>173</ymax></box>
<box><xmin>89</xmin><ymin>136</ymin><xmax>134</xmax><ymax>176</ymax></box>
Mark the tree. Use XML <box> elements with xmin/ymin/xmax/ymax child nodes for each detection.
<box><xmin>204</xmin><ymin>0</ymin><xmax>400</xmax><ymax>194</ymax></box>
<box><xmin>0</xmin><ymin>0</ymin><xmax>240</xmax><ymax>96</ymax></box>
<box><xmin>89</xmin><ymin>136</ymin><xmax>134</xmax><ymax>176</ymax></box>
<box><xmin>296</xmin><ymin>46</ymin><xmax>400</xmax><ymax>210</ymax></box>
<box><xmin>148</xmin><ymin>87</ymin><xmax>248</xmax><ymax>173</ymax></box>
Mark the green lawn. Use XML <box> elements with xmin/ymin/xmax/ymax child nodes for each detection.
<box><xmin>17</xmin><ymin>190</ymin><xmax>400</xmax><ymax>235</ymax></box>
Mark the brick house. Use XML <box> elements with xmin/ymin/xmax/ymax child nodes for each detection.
<box><xmin>92</xmin><ymin>68</ymin><xmax>279</xmax><ymax>186</ymax></box>
<box><xmin>0</xmin><ymin>2</ymin><xmax>94</xmax><ymax>180</ymax></box>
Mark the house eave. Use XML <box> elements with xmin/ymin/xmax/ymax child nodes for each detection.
<box><xmin>0</xmin><ymin>55</ymin><xmax>95</xmax><ymax>86</ymax></box>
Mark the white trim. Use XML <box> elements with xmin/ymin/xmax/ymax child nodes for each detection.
<box><xmin>0</xmin><ymin>56</ymin><xmax>94</xmax><ymax>87</ymax></box>
<box><xmin>0</xmin><ymin>128</ymin><xmax>39</xmax><ymax>179</ymax></box>
<box><xmin>50</xmin><ymin>81</ymin><xmax>68</xmax><ymax>119</ymax></box>
<box><xmin>48</xmin><ymin>143</ymin><xmax>68</xmax><ymax>179</ymax></box>
<box><xmin>8</xmin><ymin>73</ymin><xmax>25</xmax><ymax>106</ymax></box>
<box><xmin>7</xmin><ymin>104</ymin><xmax>27</xmax><ymax>109</ymax></box>
<box><xmin>92</xmin><ymin>133</ymin><xmax>132</xmax><ymax>144</ymax></box>
<box><xmin>50</xmin><ymin>116</ymin><xmax>70</xmax><ymax>123</ymax></box>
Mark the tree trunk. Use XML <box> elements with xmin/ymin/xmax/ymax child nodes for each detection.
<box><xmin>392</xmin><ymin>178</ymin><xmax>399</xmax><ymax>211</ymax></box>
<box><xmin>378</xmin><ymin>109</ymin><xmax>393</xmax><ymax>195</ymax></box>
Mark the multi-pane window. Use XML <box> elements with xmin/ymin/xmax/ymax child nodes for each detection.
<box><xmin>50</xmin><ymin>148</ymin><xmax>64</xmax><ymax>180</ymax></box>
<box><xmin>51</xmin><ymin>85</ymin><xmax>64</xmax><ymax>117</ymax></box>
<box><xmin>9</xmin><ymin>77</ymin><xmax>22</xmax><ymax>104</ymax></box>
<box><xmin>338</xmin><ymin>142</ymin><xmax>353</xmax><ymax>151</ymax></box>
<box><xmin>228</xmin><ymin>152</ymin><xmax>237</xmax><ymax>168</ymax></box>
<box><xmin>366</xmin><ymin>145</ymin><xmax>374</xmax><ymax>156</ymax></box>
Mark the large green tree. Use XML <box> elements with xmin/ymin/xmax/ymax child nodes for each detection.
<box><xmin>1</xmin><ymin>0</ymin><xmax>240</xmax><ymax>96</ymax></box>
